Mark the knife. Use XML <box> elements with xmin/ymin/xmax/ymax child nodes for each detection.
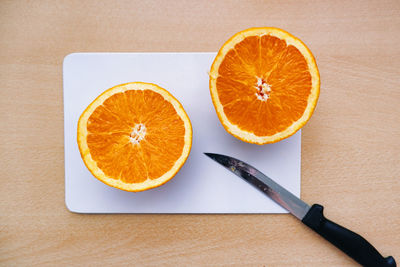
<box><xmin>204</xmin><ymin>152</ymin><xmax>396</xmax><ymax>267</ymax></box>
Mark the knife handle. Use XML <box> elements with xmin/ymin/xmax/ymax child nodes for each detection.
<box><xmin>302</xmin><ymin>204</ymin><xmax>396</xmax><ymax>267</ymax></box>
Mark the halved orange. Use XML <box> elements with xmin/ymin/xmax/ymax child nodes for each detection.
<box><xmin>209</xmin><ymin>27</ymin><xmax>320</xmax><ymax>144</ymax></box>
<box><xmin>77</xmin><ymin>82</ymin><xmax>192</xmax><ymax>192</ymax></box>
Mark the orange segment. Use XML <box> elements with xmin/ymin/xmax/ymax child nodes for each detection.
<box><xmin>77</xmin><ymin>82</ymin><xmax>192</xmax><ymax>192</ymax></box>
<box><xmin>209</xmin><ymin>27</ymin><xmax>320</xmax><ymax>144</ymax></box>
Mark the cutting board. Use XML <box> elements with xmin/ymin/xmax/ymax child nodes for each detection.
<box><xmin>63</xmin><ymin>52</ymin><xmax>301</xmax><ymax>213</ymax></box>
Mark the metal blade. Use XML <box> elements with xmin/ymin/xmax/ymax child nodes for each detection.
<box><xmin>204</xmin><ymin>152</ymin><xmax>310</xmax><ymax>220</ymax></box>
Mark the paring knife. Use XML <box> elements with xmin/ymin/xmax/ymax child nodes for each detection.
<box><xmin>204</xmin><ymin>152</ymin><xmax>396</xmax><ymax>267</ymax></box>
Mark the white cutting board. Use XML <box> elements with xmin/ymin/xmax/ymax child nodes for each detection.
<box><xmin>63</xmin><ymin>52</ymin><xmax>301</xmax><ymax>213</ymax></box>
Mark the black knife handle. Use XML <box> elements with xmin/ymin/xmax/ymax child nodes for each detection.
<box><xmin>302</xmin><ymin>204</ymin><xmax>396</xmax><ymax>267</ymax></box>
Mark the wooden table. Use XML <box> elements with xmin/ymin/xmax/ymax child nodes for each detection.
<box><xmin>1</xmin><ymin>1</ymin><xmax>399</xmax><ymax>265</ymax></box>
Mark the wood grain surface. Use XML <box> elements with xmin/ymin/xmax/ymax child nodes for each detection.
<box><xmin>1</xmin><ymin>0</ymin><xmax>399</xmax><ymax>266</ymax></box>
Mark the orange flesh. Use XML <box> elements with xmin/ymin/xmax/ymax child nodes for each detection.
<box><xmin>217</xmin><ymin>35</ymin><xmax>312</xmax><ymax>136</ymax></box>
<box><xmin>86</xmin><ymin>90</ymin><xmax>185</xmax><ymax>183</ymax></box>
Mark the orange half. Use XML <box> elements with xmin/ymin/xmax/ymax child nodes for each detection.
<box><xmin>209</xmin><ymin>27</ymin><xmax>320</xmax><ymax>144</ymax></box>
<box><xmin>77</xmin><ymin>82</ymin><xmax>192</xmax><ymax>192</ymax></box>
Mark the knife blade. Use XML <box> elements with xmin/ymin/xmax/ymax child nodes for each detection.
<box><xmin>205</xmin><ymin>152</ymin><xmax>396</xmax><ymax>267</ymax></box>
